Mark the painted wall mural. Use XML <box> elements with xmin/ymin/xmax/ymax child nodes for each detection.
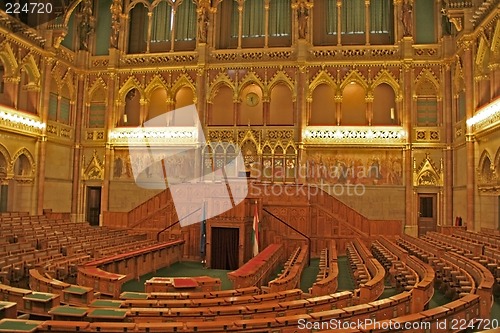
<box><xmin>113</xmin><ymin>149</ymin><xmax>195</xmax><ymax>184</ymax></box>
<box><xmin>305</xmin><ymin>149</ymin><xmax>403</xmax><ymax>185</ymax></box>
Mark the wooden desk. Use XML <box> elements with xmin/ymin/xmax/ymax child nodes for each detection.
<box><xmin>89</xmin><ymin>299</ymin><xmax>124</xmax><ymax>308</ymax></box>
<box><xmin>119</xmin><ymin>291</ymin><xmax>148</xmax><ymax>300</ymax></box>
<box><xmin>136</xmin><ymin>322</ymin><xmax>184</xmax><ymax>332</ymax></box>
<box><xmin>22</xmin><ymin>292</ymin><xmax>60</xmax><ymax>316</ymax></box>
<box><xmin>48</xmin><ymin>305</ymin><xmax>88</xmax><ymax>321</ymax></box>
<box><xmin>228</xmin><ymin>244</ymin><xmax>284</xmax><ymax>288</ymax></box>
<box><xmin>0</xmin><ymin>319</ymin><xmax>41</xmax><ymax>332</ymax></box>
<box><xmin>62</xmin><ymin>285</ymin><xmax>93</xmax><ymax>306</ymax></box>
<box><xmin>89</xmin><ymin>322</ymin><xmax>137</xmax><ymax>332</ymax></box>
<box><xmin>77</xmin><ymin>266</ymin><xmax>126</xmax><ymax>298</ymax></box>
<box><xmin>144</xmin><ymin>276</ymin><xmax>220</xmax><ymax>293</ymax></box>
<box><xmin>0</xmin><ymin>301</ymin><xmax>16</xmax><ymax>319</ymax></box>
<box><xmin>87</xmin><ymin>308</ymin><xmax>128</xmax><ymax>322</ymax></box>
<box><xmin>40</xmin><ymin>320</ymin><xmax>90</xmax><ymax>332</ymax></box>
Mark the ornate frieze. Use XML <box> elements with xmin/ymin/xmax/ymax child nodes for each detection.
<box><xmin>414</xmin><ymin>128</ymin><xmax>441</xmax><ymax>142</ymax></box>
<box><xmin>303</xmin><ymin>126</ymin><xmax>406</xmax><ymax>145</ymax></box>
<box><xmin>108</xmin><ymin>127</ymin><xmax>198</xmax><ymax>146</ymax></box>
<box><xmin>120</xmin><ymin>53</ymin><xmax>198</xmax><ymax>66</ymax></box>
<box><xmin>310</xmin><ymin>46</ymin><xmax>399</xmax><ymax>60</ymax></box>
<box><xmin>467</xmin><ymin>98</ymin><xmax>500</xmax><ymax>134</ymax></box>
<box><xmin>0</xmin><ymin>106</ymin><xmax>45</xmax><ymax>136</ymax></box>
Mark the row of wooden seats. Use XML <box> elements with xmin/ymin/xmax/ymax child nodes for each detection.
<box><xmin>346</xmin><ymin>242</ymin><xmax>370</xmax><ymax>289</ymax></box>
<box><xmin>120</xmin><ymin>289</ymin><xmax>303</xmax><ymax>308</ymax></box>
<box><xmin>78</xmin><ymin>240</ymin><xmax>185</xmax><ymax>298</ymax></box>
<box><xmin>481</xmin><ymin>227</ymin><xmax>500</xmax><ymax>237</ymax></box>
<box><xmin>376</xmin><ymin>236</ymin><xmax>435</xmax><ymax>311</ymax></box>
<box><xmin>413</xmin><ymin>233</ymin><xmax>500</xmax><ymax>287</ymax></box>
<box><xmin>0</xmin><ymin>211</ymin><xmax>29</xmax><ymax>218</ymax></box>
<box><xmin>350</xmin><ymin>240</ymin><xmax>385</xmax><ymax>304</ymax></box>
<box><xmin>441</xmin><ymin>251</ymin><xmax>495</xmax><ymax>318</ymax></box>
<box><xmin>29</xmin><ymin>269</ymin><xmax>94</xmax><ymax>306</ymax></box>
<box><xmin>227</xmin><ymin>244</ymin><xmax>284</xmax><ymax>289</ymax></box>
<box><xmin>55</xmin><ymin>290</ymin><xmax>406</xmax><ymax>323</ymax></box>
<box><xmin>453</xmin><ymin>230</ymin><xmax>500</xmax><ymax>249</ymax></box>
<box><xmin>0</xmin><ymin>290</ymin><xmax>414</xmax><ymax>332</ymax></box>
<box><xmin>425</xmin><ymin>232</ymin><xmax>484</xmax><ymax>256</ymax></box>
<box><xmin>371</xmin><ymin>241</ymin><xmax>417</xmax><ymax>292</ymax></box>
<box><xmin>397</xmin><ymin>236</ymin><xmax>477</xmax><ymax>300</ymax></box>
<box><xmin>268</xmin><ymin>245</ymin><xmax>308</xmax><ymax>293</ymax></box>
<box><xmin>120</xmin><ymin>286</ymin><xmax>261</xmax><ymax>300</ymax></box>
<box><xmin>322</xmin><ymin>293</ymin><xmax>481</xmax><ymax>333</ymax></box>
<box><xmin>309</xmin><ymin>243</ymin><xmax>338</xmax><ymax>296</ymax></box>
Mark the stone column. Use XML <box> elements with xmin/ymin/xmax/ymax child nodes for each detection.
<box><xmin>0</xmin><ymin>181</ymin><xmax>9</xmax><ymax>212</ymax></box>
<box><xmin>71</xmin><ymin>74</ymin><xmax>85</xmax><ymax>219</ymax></box>
<box><xmin>443</xmin><ymin>63</ymin><xmax>453</xmax><ymax>226</ymax></box>
<box><xmin>34</xmin><ymin>57</ymin><xmax>54</xmax><ymax>215</ymax></box>
<box><xmin>463</xmin><ymin>40</ymin><xmax>475</xmax><ymax>230</ymax></box>
<box><xmin>237</xmin><ymin>2</ymin><xmax>243</xmax><ymax>49</ymax></box>
<box><xmin>297</xmin><ymin>66</ymin><xmax>307</xmax><ymax>184</ymax></box>
<box><xmin>403</xmin><ymin>62</ymin><xmax>415</xmax><ymax>236</ymax></box>
<box><xmin>366</xmin><ymin>95</ymin><xmax>373</xmax><ymax>125</ymax></box>
<box><xmin>335</xmin><ymin>95</ymin><xmax>342</xmax><ymax>125</ymax></box>
<box><xmin>102</xmin><ymin>72</ymin><xmax>117</xmax><ymax>214</ymax></box>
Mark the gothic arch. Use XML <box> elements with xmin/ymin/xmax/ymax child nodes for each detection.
<box><xmin>18</xmin><ymin>55</ymin><xmax>41</xmax><ymax>85</ymax></box>
<box><xmin>371</xmin><ymin>70</ymin><xmax>401</xmax><ymax>99</ymax></box>
<box><xmin>308</xmin><ymin>70</ymin><xmax>336</xmax><ymax>99</ymax></box>
<box><xmin>478</xmin><ymin>150</ymin><xmax>495</xmax><ymax>184</ymax></box>
<box><xmin>171</xmin><ymin>74</ymin><xmax>197</xmax><ymax>103</ymax></box>
<box><xmin>0</xmin><ymin>144</ymin><xmax>12</xmax><ymax>176</ymax></box>
<box><xmin>339</xmin><ymin>70</ymin><xmax>369</xmax><ymax>92</ymax></box>
<box><xmin>495</xmin><ymin>146</ymin><xmax>500</xmax><ymax>172</ymax></box>
<box><xmin>414</xmin><ymin>69</ymin><xmax>440</xmax><ymax>99</ymax></box>
<box><xmin>268</xmin><ymin>71</ymin><xmax>295</xmax><ymax>98</ymax></box>
<box><xmin>126</xmin><ymin>0</ymin><xmax>153</xmax><ymax>13</ymax></box>
<box><xmin>88</xmin><ymin>77</ymin><xmax>108</xmax><ymax>101</ymax></box>
<box><xmin>478</xmin><ymin>150</ymin><xmax>493</xmax><ymax>171</ymax></box>
<box><xmin>118</xmin><ymin>76</ymin><xmax>144</xmax><ymax>103</ymax></box>
<box><xmin>0</xmin><ymin>43</ymin><xmax>18</xmax><ymax>77</ymax></box>
<box><xmin>12</xmin><ymin>148</ymin><xmax>36</xmax><ymax>177</ymax></box>
<box><xmin>208</xmin><ymin>73</ymin><xmax>236</xmax><ymax>103</ymax></box>
<box><xmin>145</xmin><ymin>75</ymin><xmax>169</xmax><ymax>101</ymax></box>
<box><xmin>238</xmin><ymin>72</ymin><xmax>265</xmax><ymax>99</ymax></box>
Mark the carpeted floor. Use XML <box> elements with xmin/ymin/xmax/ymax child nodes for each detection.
<box><xmin>300</xmin><ymin>258</ymin><xmax>320</xmax><ymax>292</ymax></box>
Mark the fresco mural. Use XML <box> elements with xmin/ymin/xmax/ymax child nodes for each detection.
<box><xmin>113</xmin><ymin>149</ymin><xmax>195</xmax><ymax>184</ymax></box>
<box><xmin>305</xmin><ymin>149</ymin><xmax>403</xmax><ymax>185</ymax></box>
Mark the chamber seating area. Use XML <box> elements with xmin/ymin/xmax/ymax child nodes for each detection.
<box><xmin>309</xmin><ymin>243</ymin><xmax>338</xmax><ymax>296</ymax></box>
<box><xmin>0</xmin><ymin>212</ymin><xmax>499</xmax><ymax>332</ymax></box>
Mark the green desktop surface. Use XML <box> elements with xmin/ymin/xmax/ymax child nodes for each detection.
<box><xmin>49</xmin><ymin>305</ymin><xmax>88</xmax><ymax>316</ymax></box>
<box><xmin>0</xmin><ymin>319</ymin><xmax>40</xmax><ymax>332</ymax></box>
<box><xmin>90</xmin><ymin>299</ymin><xmax>123</xmax><ymax>308</ymax></box>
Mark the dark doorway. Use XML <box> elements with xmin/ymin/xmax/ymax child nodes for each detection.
<box><xmin>86</xmin><ymin>186</ymin><xmax>101</xmax><ymax>226</ymax></box>
<box><xmin>211</xmin><ymin>227</ymin><xmax>239</xmax><ymax>270</ymax></box>
<box><xmin>0</xmin><ymin>184</ymin><xmax>8</xmax><ymax>212</ymax></box>
<box><xmin>418</xmin><ymin>194</ymin><xmax>437</xmax><ymax>236</ymax></box>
